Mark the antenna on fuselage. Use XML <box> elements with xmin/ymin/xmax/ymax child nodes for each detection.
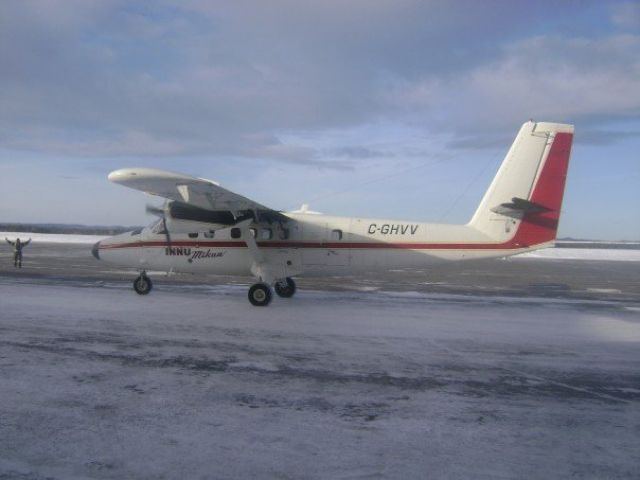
<box><xmin>289</xmin><ymin>204</ymin><xmax>322</xmax><ymax>215</ymax></box>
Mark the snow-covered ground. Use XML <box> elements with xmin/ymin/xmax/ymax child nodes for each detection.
<box><xmin>1</xmin><ymin>231</ymin><xmax>106</xmax><ymax>244</ymax></box>
<box><xmin>516</xmin><ymin>247</ymin><xmax>640</xmax><ymax>262</ymax></box>
<box><xmin>0</xmin><ymin>279</ymin><xmax>638</xmax><ymax>479</ymax></box>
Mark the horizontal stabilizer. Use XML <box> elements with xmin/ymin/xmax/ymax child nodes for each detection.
<box><xmin>491</xmin><ymin>197</ymin><xmax>553</xmax><ymax>218</ymax></box>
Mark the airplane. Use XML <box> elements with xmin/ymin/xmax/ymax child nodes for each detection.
<box><xmin>92</xmin><ymin>120</ymin><xmax>574</xmax><ymax>306</ymax></box>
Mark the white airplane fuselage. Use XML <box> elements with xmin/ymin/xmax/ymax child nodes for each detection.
<box><xmin>97</xmin><ymin>211</ymin><xmax>544</xmax><ymax>277</ymax></box>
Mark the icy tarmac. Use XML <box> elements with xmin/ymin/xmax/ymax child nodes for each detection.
<box><xmin>0</xmin><ymin>242</ymin><xmax>639</xmax><ymax>479</ymax></box>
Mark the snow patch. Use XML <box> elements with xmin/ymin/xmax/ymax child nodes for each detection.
<box><xmin>1</xmin><ymin>231</ymin><xmax>107</xmax><ymax>244</ymax></box>
<box><xmin>516</xmin><ymin>248</ymin><xmax>640</xmax><ymax>262</ymax></box>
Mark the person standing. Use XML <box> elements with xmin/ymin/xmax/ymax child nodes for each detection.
<box><xmin>5</xmin><ymin>237</ymin><xmax>31</xmax><ymax>268</ymax></box>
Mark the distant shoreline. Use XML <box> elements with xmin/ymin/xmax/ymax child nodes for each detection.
<box><xmin>2</xmin><ymin>223</ymin><xmax>639</xmax><ymax>247</ymax></box>
<box><xmin>555</xmin><ymin>241</ymin><xmax>640</xmax><ymax>250</ymax></box>
<box><xmin>2</xmin><ymin>228</ymin><xmax>640</xmax><ymax>257</ymax></box>
<box><xmin>0</xmin><ymin>223</ymin><xmax>142</xmax><ymax>236</ymax></box>
<box><xmin>2</xmin><ymin>223</ymin><xmax>637</xmax><ymax>247</ymax></box>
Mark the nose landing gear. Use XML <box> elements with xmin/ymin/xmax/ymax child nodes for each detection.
<box><xmin>248</xmin><ymin>283</ymin><xmax>273</xmax><ymax>306</ymax></box>
<box><xmin>133</xmin><ymin>272</ymin><xmax>153</xmax><ymax>295</ymax></box>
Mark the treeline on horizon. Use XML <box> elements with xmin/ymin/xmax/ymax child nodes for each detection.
<box><xmin>0</xmin><ymin>223</ymin><xmax>142</xmax><ymax>235</ymax></box>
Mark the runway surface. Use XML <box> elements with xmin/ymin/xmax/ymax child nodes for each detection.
<box><xmin>0</xmin><ymin>242</ymin><xmax>639</xmax><ymax>479</ymax></box>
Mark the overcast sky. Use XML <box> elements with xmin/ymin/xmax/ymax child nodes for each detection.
<box><xmin>1</xmin><ymin>0</ymin><xmax>639</xmax><ymax>239</ymax></box>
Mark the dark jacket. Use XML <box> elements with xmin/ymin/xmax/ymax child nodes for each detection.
<box><xmin>6</xmin><ymin>238</ymin><xmax>31</xmax><ymax>254</ymax></box>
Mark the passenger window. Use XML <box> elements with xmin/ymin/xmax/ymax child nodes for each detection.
<box><xmin>261</xmin><ymin>228</ymin><xmax>272</xmax><ymax>240</ymax></box>
<box><xmin>204</xmin><ymin>230</ymin><xmax>215</xmax><ymax>238</ymax></box>
<box><xmin>230</xmin><ymin>228</ymin><xmax>241</xmax><ymax>239</ymax></box>
<box><xmin>188</xmin><ymin>232</ymin><xmax>198</xmax><ymax>239</ymax></box>
<box><xmin>331</xmin><ymin>229</ymin><xmax>343</xmax><ymax>241</ymax></box>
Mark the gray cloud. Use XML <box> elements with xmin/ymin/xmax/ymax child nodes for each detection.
<box><xmin>327</xmin><ymin>146</ymin><xmax>393</xmax><ymax>159</ymax></box>
<box><xmin>611</xmin><ymin>2</ymin><xmax>640</xmax><ymax>29</ymax></box>
<box><xmin>446</xmin><ymin>135</ymin><xmax>513</xmax><ymax>151</ymax></box>
<box><xmin>0</xmin><ymin>0</ymin><xmax>638</xmax><ymax>166</ymax></box>
<box><xmin>573</xmin><ymin>129</ymin><xmax>640</xmax><ymax>146</ymax></box>
<box><xmin>382</xmin><ymin>34</ymin><xmax>640</xmax><ymax>133</ymax></box>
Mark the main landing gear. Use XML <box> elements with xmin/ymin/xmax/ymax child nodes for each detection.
<box><xmin>248</xmin><ymin>277</ymin><xmax>296</xmax><ymax>306</ymax></box>
<box><xmin>133</xmin><ymin>272</ymin><xmax>153</xmax><ymax>295</ymax></box>
<box><xmin>274</xmin><ymin>277</ymin><xmax>296</xmax><ymax>298</ymax></box>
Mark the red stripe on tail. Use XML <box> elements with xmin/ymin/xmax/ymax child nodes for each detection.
<box><xmin>511</xmin><ymin>132</ymin><xmax>573</xmax><ymax>247</ymax></box>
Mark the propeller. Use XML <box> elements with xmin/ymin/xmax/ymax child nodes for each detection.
<box><xmin>145</xmin><ymin>204</ymin><xmax>164</xmax><ymax>217</ymax></box>
<box><xmin>146</xmin><ymin>201</ymin><xmax>172</xmax><ymax>247</ymax></box>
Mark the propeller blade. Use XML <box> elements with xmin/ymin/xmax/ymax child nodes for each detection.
<box><xmin>162</xmin><ymin>216</ymin><xmax>171</xmax><ymax>247</ymax></box>
<box><xmin>145</xmin><ymin>204</ymin><xmax>164</xmax><ymax>217</ymax></box>
<box><xmin>145</xmin><ymin>202</ymin><xmax>171</xmax><ymax>246</ymax></box>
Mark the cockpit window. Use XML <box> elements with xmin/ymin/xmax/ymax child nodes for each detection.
<box><xmin>130</xmin><ymin>228</ymin><xmax>143</xmax><ymax>236</ymax></box>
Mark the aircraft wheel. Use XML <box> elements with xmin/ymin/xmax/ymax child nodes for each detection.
<box><xmin>274</xmin><ymin>277</ymin><xmax>296</xmax><ymax>298</ymax></box>
<box><xmin>133</xmin><ymin>274</ymin><xmax>153</xmax><ymax>295</ymax></box>
<box><xmin>248</xmin><ymin>283</ymin><xmax>272</xmax><ymax>306</ymax></box>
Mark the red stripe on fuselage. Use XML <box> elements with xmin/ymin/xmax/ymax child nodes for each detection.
<box><xmin>98</xmin><ymin>239</ymin><xmax>535</xmax><ymax>251</ymax></box>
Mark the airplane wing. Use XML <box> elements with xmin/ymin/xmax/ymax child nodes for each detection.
<box><xmin>108</xmin><ymin>168</ymin><xmax>287</xmax><ymax>223</ymax></box>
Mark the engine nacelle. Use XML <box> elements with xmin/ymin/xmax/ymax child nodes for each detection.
<box><xmin>165</xmin><ymin>202</ymin><xmax>237</xmax><ymax>233</ymax></box>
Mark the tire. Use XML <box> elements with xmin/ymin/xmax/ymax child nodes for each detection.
<box><xmin>274</xmin><ymin>277</ymin><xmax>296</xmax><ymax>298</ymax></box>
<box><xmin>248</xmin><ymin>283</ymin><xmax>272</xmax><ymax>306</ymax></box>
<box><xmin>133</xmin><ymin>275</ymin><xmax>152</xmax><ymax>295</ymax></box>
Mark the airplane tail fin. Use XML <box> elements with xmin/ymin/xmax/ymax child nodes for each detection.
<box><xmin>469</xmin><ymin>121</ymin><xmax>574</xmax><ymax>247</ymax></box>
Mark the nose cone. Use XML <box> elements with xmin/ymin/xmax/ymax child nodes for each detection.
<box><xmin>92</xmin><ymin>241</ymin><xmax>101</xmax><ymax>260</ymax></box>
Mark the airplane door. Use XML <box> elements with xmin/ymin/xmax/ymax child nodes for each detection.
<box><xmin>301</xmin><ymin>222</ymin><xmax>349</xmax><ymax>267</ymax></box>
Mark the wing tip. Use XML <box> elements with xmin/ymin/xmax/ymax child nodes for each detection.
<box><xmin>108</xmin><ymin>167</ymin><xmax>194</xmax><ymax>184</ymax></box>
<box><xmin>108</xmin><ymin>168</ymin><xmax>135</xmax><ymax>183</ymax></box>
